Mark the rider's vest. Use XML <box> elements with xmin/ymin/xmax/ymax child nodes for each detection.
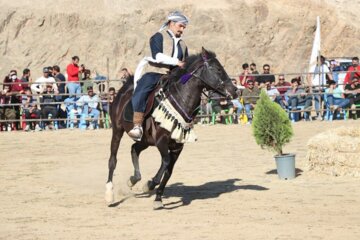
<box><xmin>144</xmin><ymin>29</ymin><xmax>187</xmax><ymax>75</ymax></box>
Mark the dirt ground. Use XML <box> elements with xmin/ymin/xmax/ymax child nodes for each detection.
<box><xmin>1</xmin><ymin>120</ymin><xmax>359</xmax><ymax>240</ymax></box>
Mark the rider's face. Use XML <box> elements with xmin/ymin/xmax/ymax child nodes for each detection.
<box><xmin>169</xmin><ymin>22</ymin><xmax>186</xmax><ymax>37</ymax></box>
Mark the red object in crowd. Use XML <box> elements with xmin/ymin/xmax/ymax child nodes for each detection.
<box><xmin>66</xmin><ymin>63</ymin><xmax>80</xmax><ymax>82</ymax></box>
<box><xmin>276</xmin><ymin>82</ymin><xmax>291</xmax><ymax>96</ymax></box>
<box><xmin>344</xmin><ymin>65</ymin><xmax>360</xmax><ymax>85</ymax></box>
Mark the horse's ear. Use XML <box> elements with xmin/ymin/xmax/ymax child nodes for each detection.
<box><xmin>201</xmin><ymin>47</ymin><xmax>209</xmax><ymax>61</ymax></box>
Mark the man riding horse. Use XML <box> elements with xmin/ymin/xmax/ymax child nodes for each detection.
<box><xmin>129</xmin><ymin>11</ymin><xmax>189</xmax><ymax>141</ymax></box>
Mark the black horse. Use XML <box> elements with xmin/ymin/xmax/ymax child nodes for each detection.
<box><xmin>105</xmin><ymin>47</ymin><xmax>238</xmax><ymax>209</ymax></box>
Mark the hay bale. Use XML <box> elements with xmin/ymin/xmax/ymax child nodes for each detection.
<box><xmin>306</xmin><ymin>127</ymin><xmax>360</xmax><ymax>177</ymax></box>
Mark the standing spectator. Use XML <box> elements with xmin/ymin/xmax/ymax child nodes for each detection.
<box><xmin>308</xmin><ymin>55</ymin><xmax>333</xmax><ymax>120</ymax></box>
<box><xmin>76</xmin><ymin>86</ymin><xmax>100</xmax><ymax>130</ymax></box>
<box><xmin>53</xmin><ymin>65</ymin><xmax>67</xmax><ymax>128</ymax></box>
<box><xmin>250</xmin><ymin>63</ymin><xmax>259</xmax><ymax>84</ymax></box>
<box><xmin>53</xmin><ymin>65</ymin><xmax>66</xmax><ymax>100</ymax></box>
<box><xmin>31</xmin><ymin>67</ymin><xmax>59</xmax><ymax>95</ymax></box>
<box><xmin>250</xmin><ymin>63</ymin><xmax>259</xmax><ymax>75</ymax></box>
<box><xmin>47</xmin><ymin>66</ymin><xmax>54</xmax><ymax>78</ymax></box>
<box><xmin>9</xmin><ymin>70</ymin><xmax>26</xmax><ymax>95</ymax></box>
<box><xmin>41</xmin><ymin>84</ymin><xmax>58</xmax><ymax>130</ymax></box>
<box><xmin>66</xmin><ymin>56</ymin><xmax>84</xmax><ymax>98</ymax></box>
<box><xmin>0</xmin><ymin>85</ymin><xmax>17</xmax><ymax>131</ymax></box>
<box><xmin>241</xmin><ymin>80</ymin><xmax>260</xmax><ymax>124</ymax></box>
<box><xmin>344</xmin><ymin>77</ymin><xmax>360</xmax><ymax>119</ymax></box>
<box><xmin>285</xmin><ymin>78</ymin><xmax>312</xmax><ymax>121</ymax></box>
<box><xmin>256</xmin><ymin>64</ymin><xmax>275</xmax><ymax>87</ymax></box>
<box><xmin>21</xmin><ymin>87</ymin><xmax>41</xmax><ymax>131</ymax></box>
<box><xmin>21</xmin><ymin>68</ymin><xmax>31</xmax><ymax>86</ymax></box>
<box><xmin>239</xmin><ymin>63</ymin><xmax>255</xmax><ymax>87</ymax></box>
<box><xmin>344</xmin><ymin>57</ymin><xmax>360</xmax><ymax>86</ymax></box>
<box><xmin>81</xmin><ymin>69</ymin><xmax>93</xmax><ymax>93</ymax></box>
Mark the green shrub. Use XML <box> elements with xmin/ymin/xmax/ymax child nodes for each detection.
<box><xmin>252</xmin><ymin>90</ymin><xmax>293</xmax><ymax>155</ymax></box>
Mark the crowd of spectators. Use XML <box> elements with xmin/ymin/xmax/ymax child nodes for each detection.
<box><xmin>0</xmin><ymin>56</ymin><xmax>128</xmax><ymax>132</ymax></box>
<box><xmin>2</xmin><ymin>55</ymin><xmax>360</xmax><ymax>131</ymax></box>
<box><xmin>199</xmin><ymin>56</ymin><xmax>360</xmax><ymax>125</ymax></box>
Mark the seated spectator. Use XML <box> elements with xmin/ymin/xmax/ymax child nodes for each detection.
<box><xmin>275</xmin><ymin>74</ymin><xmax>291</xmax><ymax>97</ymax></box>
<box><xmin>256</xmin><ymin>64</ymin><xmax>275</xmax><ymax>87</ymax></box>
<box><xmin>325</xmin><ymin>80</ymin><xmax>350</xmax><ymax>118</ymax></box>
<box><xmin>239</xmin><ymin>63</ymin><xmax>255</xmax><ymax>88</ymax></box>
<box><xmin>344</xmin><ymin>77</ymin><xmax>360</xmax><ymax>119</ymax></box>
<box><xmin>210</xmin><ymin>91</ymin><xmax>234</xmax><ymax>124</ymax></box>
<box><xmin>31</xmin><ymin>67</ymin><xmax>59</xmax><ymax>95</ymax></box>
<box><xmin>21</xmin><ymin>87</ymin><xmax>41</xmax><ymax>131</ymax></box>
<box><xmin>265</xmin><ymin>80</ymin><xmax>283</xmax><ymax>108</ymax></box>
<box><xmin>344</xmin><ymin>57</ymin><xmax>360</xmax><ymax>86</ymax></box>
<box><xmin>241</xmin><ymin>80</ymin><xmax>260</xmax><ymax>123</ymax></box>
<box><xmin>199</xmin><ymin>94</ymin><xmax>212</xmax><ymax>124</ymax></box>
<box><xmin>101</xmin><ymin>87</ymin><xmax>116</xmax><ymax>114</ymax></box>
<box><xmin>0</xmin><ymin>85</ymin><xmax>17</xmax><ymax>131</ymax></box>
<box><xmin>41</xmin><ymin>84</ymin><xmax>58</xmax><ymax>130</ymax></box>
<box><xmin>76</xmin><ymin>86</ymin><xmax>100</xmax><ymax>130</ymax></box>
<box><xmin>231</xmin><ymin>78</ymin><xmax>243</xmax><ymax>123</ymax></box>
<box><xmin>285</xmin><ymin>78</ymin><xmax>312</xmax><ymax>121</ymax></box>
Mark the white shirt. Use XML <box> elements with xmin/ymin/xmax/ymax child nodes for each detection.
<box><xmin>266</xmin><ymin>87</ymin><xmax>280</xmax><ymax>101</ymax></box>
<box><xmin>31</xmin><ymin>76</ymin><xmax>58</xmax><ymax>94</ymax></box>
<box><xmin>311</xmin><ymin>64</ymin><xmax>329</xmax><ymax>87</ymax></box>
<box><xmin>76</xmin><ymin>94</ymin><xmax>99</xmax><ymax>109</ymax></box>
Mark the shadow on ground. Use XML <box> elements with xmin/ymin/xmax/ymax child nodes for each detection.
<box><xmin>265</xmin><ymin>168</ymin><xmax>303</xmax><ymax>177</ymax></box>
<box><xmin>109</xmin><ymin>178</ymin><xmax>268</xmax><ymax>209</ymax></box>
<box><xmin>161</xmin><ymin>178</ymin><xmax>268</xmax><ymax>209</ymax></box>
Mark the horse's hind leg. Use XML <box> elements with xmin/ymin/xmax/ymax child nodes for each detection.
<box><xmin>105</xmin><ymin>128</ymin><xmax>124</xmax><ymax>204</ymax></box>
<box><xmin>127</xmin><ymin>142</ymin><xmax>148</xmax><ymax>187</ymax></box>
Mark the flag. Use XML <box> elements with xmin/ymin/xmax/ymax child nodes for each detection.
<box><xmin>309</xmin><ymin>16</ymin><xmax>321</xmax><ymax>72</ymax></box>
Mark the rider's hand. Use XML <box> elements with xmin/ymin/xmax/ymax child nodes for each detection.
<box><xmin>177</xmin><ymin>61</ymin><xmax>185</xmax><ymax>69</ymax></box>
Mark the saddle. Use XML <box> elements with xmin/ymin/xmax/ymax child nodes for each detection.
<box><xmin>123</xmin><ymin>85</ymin><xmax>162</xmax><ymax>123</ymax></box>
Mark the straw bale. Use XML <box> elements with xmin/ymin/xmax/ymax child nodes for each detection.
<box><xmin>306</xmin><ymin>127</ymin><xmax>360</xmax><ymax>177</ymax></box>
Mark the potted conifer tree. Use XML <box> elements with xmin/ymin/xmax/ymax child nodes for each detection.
<box><xmin>252</xmin><ymin>90</ymin><xmax>296</xmax><ymax>179</ymax></box>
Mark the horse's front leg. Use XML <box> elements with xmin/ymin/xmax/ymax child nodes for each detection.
<box><xmin>153</xmin><ymin>146</ymin><xmax>183</xmax><ymax>210</ymax></box>
<box><xmin>127</xmin><ymin>142</ymin><xmax>148</xmax><ymax>187</ymax></box>
<box><xmin>105</xmin><ymin>128</ymin><xmax>124</xmax><ymax>204</ymax></box>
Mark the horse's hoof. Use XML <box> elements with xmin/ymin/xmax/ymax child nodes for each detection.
<box><xmin>105</xmin><ymin>182</ymin><xmax>114</xmax><ymax>204</ymax></box>
<box><xmin>153</xmin><ymin>200</ymin><xmax>164</xmax><ymax>210</ymax></box>
<box><xmin>127</xmin><ymin>176</ymin><xmax>140</xmax><ymax>188</ymax></box>
<box><xmin>142</xmin><ymin>180</ymin><xmax>151</xmax><ymax>193</ymax></box>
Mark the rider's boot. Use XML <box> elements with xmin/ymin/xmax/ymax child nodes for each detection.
<box><xmin>128</xmin><ymin>112</ymin><xmax>144</xmax><ymax>141</ymax></box>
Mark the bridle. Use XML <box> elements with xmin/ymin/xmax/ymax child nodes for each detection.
<box><xmin>181</xmin><ymin>55</ymin><xmax>227</xmax><ymax>95</ymax></box>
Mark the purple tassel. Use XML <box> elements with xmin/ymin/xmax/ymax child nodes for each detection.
<box><xmin>180</xmin><ymin>73</ymin><xmax>192</xmax><ymax>84</ymax></box>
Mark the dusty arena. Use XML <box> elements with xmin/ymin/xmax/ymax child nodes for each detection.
<box><xmin>1</xmin><ymin>121</ymin><xmax>359</xmax><ymax>239</ymax></box>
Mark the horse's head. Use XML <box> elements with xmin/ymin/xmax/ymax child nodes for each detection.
<box><xmin>192</xmin><ymin>47</ymin><xmax>238</xmax><ymax>99</ymax></box>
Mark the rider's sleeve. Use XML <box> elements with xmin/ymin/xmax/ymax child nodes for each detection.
<box><xmin>150</xmin><ymin>32</ymin><xmax>179</xmax><ymax>66</ymax></box>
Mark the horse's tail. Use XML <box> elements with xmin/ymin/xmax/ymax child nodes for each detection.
<box><xmin>110</xmin><ymin>75</ymin><xmax>134</xmax><ymax>126</ymax></box>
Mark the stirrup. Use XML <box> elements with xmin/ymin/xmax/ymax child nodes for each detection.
<box><xmin>128</xmin><ymin>126</ymin><xmax>143</xmax><ymax>141</ymax></box>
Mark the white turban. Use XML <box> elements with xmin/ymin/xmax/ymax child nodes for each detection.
<box><xmin>159</xmin><ymin>11</ymin><xmax>189</xmax><ymax>32</ymax></box>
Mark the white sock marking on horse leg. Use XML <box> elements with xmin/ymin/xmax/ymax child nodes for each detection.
<box><xmin>105</xmin><ymin>182</ymin><xmax>114</xmax><ymax>203</ymax></box>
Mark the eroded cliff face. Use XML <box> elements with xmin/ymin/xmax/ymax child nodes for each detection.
<box><xmin>0</xmin><ymin>0</ymin><xmax>359</xmax><ymax>79</ymax></box>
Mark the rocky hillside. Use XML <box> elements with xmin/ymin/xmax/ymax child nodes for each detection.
<box><xmin>0</xmin><ymin>0</ymin><xmax>359</xmax><ymax>80</ymax></box>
